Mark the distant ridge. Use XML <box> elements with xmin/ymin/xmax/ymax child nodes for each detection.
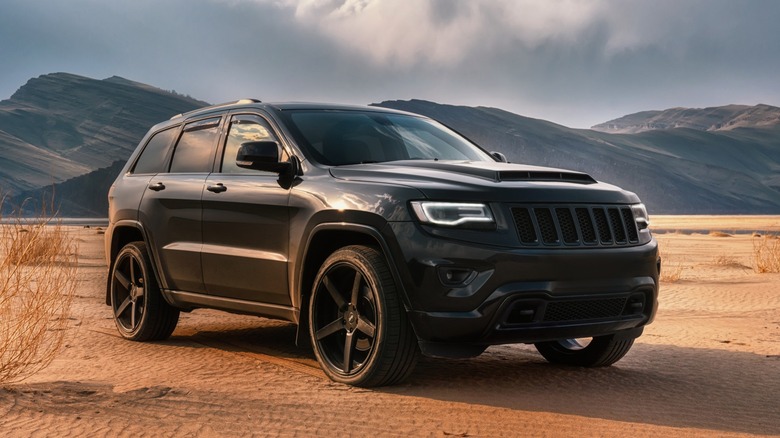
<box><xmin>0</xmin><ymin>72</ymin><xmax>208</xmax><ymax>195</ymax></box>
<box><xmin>375</xmin><ymin>100</ymin><xmax>780</xmax><ymax>214</ymax></box>
<box><xmin>591</xmin><ymin>104</ymin><xmax>780</xmax><ymax>134</ymax></box>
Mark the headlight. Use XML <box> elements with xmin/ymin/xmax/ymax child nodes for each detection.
<box><xmin>410</xmin><ymin>201</ymin><xmax>495</xmax><ymax>229</ymax></box>
<box><xmin>631</xmin><ymin>203</ymin><xmax>650</xmax><ymax>230</ymax></box>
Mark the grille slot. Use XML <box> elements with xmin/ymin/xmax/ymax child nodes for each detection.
<box><xmin>622</xmin><ymin>207</ymin><xmax>639</xmax><ymax>242</ymax></box>
<box><xmin>575</xmin><ymin>208</ymin><xmax>597</xmax><ymax>244</ymax></box>
<box><xmin>556</xmin><ymin>208</ymin><xmax>578</xmax><ymax>244</ymax></box>
<box><xmin>534</xmin><ymin>208</ymin><xmax>558</xmax><ymax>244</ymax></box>
<box><xmin>543</xmin><ymin>297</ymin><xmax>627</xmax><ymax>322</ymax></box>
<box><xmin>512</xmin><ymin>208</ymin><xmax>538</xmax><ymax>244</ymax></box>
<box><xmin>511</xmin><ymin>205</ymin><xmax>642</xmax><ymax>248</ymax></box>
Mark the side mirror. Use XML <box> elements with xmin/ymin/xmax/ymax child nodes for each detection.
<box><xmin>491</xmin><ymin>151</ymin><xmax>508</xmax><ymax>163</ymax></box>
<box><xmin>236</xmin><ymin>141</ymin><xmax>291</xmax><ymax>173</ymax></box>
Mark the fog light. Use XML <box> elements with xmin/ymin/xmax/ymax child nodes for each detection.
<box><xmin>437</xmin><ymin>267</ymin><xmax>477</xmax><ymax>286</ymax></box>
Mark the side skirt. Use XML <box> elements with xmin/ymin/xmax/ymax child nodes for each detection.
<box><xmin>163</xmin><ymin>289</ymin><xmax>299</xmax><ymax>322</ymax></box>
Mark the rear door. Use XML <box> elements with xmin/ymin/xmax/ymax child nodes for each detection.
<box><xmin>139</xmin><ymin>116</ymin><xmax>222</xmax><ymax>293</ymax></box>
<box><xmin>201</xmin><ymin>113</ymin><xmax>292</xmax><ymax>305</ymax></box>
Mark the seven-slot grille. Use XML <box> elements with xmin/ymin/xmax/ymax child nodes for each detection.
<box><xmin>511</xmin><ymin>205</ymin><xmax>640</xmax><ymax>247</ymax></box>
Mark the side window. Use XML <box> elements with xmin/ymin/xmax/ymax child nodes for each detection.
<box><xmin>221</xmin><ymin>114</ymin><xmax>288</xmax><ymax>174</ymax></box>
<box><xmin>132</xmin><ymin>127</ymin><xmax>177</xmax><ymax>174</ymax></box>
<box><xmin>169</xmin><ymin>117</ymin><xmax>221</xmax><ymax>173</ymax></box>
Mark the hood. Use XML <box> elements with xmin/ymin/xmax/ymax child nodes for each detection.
<box><xmin>329</xmin><ymin>160</ymin><xmax>641</xmax><ymax>204</ymax></box>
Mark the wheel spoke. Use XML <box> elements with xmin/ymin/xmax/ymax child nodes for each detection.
<box><xmin>323</xmin><ymin>275</ymin><xmax>346</xmax><ymax>309</ymax></box>
<box><xmin>316</xmin><ymin>318</ymin><xmax>344</xmax><ymax>340</ymax></box>
<box><xmin>350</xmin><ymin>271</ymin><xmax>362</xmax><ymax>305</ymax></box>
<box><xmin>131</xmin><ymin>301</ymin><xmax>137</xmax><ymax>328</ymax></box>
<box><xmin>115</xmin><ymin>296</ymin><xmax>132</xmax><ymax>317</ymax></box>
<box><xmin>343</xmin><ymin>331</ymin><xmax>356</xmax><ymax>373</ymax></box>
<box><xmin>114</xmin><ymin>269</ymin><xmax>131</xmax><ymax>290</ymax></box>
<box><xmin>356</xmin><ymin>317</ymin><xmax>375</xmax><ymax>338</ymax></box>
<box><xmin>133</xmin><ymin>286</ymin><xmax>144</xmax><ymax>300</ymax></box>
<box><xmin>130</xmin><ymin>259</ymin><xmax>136</xmax><ymax>285</ymax></box>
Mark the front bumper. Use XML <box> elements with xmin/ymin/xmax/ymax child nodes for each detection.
<box><xmin>386</xmin><ymin>222</ymin><xmax>659</xmax><ymax>352</ymax></box>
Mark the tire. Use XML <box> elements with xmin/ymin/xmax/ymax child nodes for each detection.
<box><xmin>534</xmin><ymin>333</ymin><xmax>636</xmax><ymax>367</ymax></box>
<box><xmin>309</xmin><ymin>245</ymin><xmax>419</xmax><ymax>387</ymax></box>
<box><xmin>110</xmin><ymin>241</ymin><xmax>179</xmax><ymax>341</ymax></box>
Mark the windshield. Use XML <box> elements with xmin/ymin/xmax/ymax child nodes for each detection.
<box><xmin>279</xmin><ymin>110</ymin><xmax>494</xmax><ymax>166</ymax></box>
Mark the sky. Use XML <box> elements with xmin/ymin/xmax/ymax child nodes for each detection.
<box><xmin>0</xmin><ymin>0</ymin><xmax>778</xmax><ymax>128</ymax></box>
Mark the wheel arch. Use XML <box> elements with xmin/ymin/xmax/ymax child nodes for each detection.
<box><xmin>105</xmin><ymin>220</ymin><xmax>158</xmax><ymax>305</ymax></box>
<box><xmin>294</xmin><ymin>223</ymin><xmax>413</xmax><ymax>346</ymax></box>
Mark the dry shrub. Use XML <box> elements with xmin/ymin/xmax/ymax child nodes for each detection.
<box><xmin>709</xmin><ymin>231</ymin><xmax>732</xmax><ymax>238</ymax></box>
<box><xmin>712</xmin><ymin>255</ymin><xmax>750</xmax><ymax>270</ymax></box>
<box><xmin>658</xmin><ymin>243</ymin><xmax>685</xmax><ymax>283</ymax></box>
<box><xmin>753</xmin><ymin>234</ymin><xmax>780</xmax><ymax>273</ymax></box>
<box><xmin>0</xmin><ymin>198</ymin><xmax>78</xmax><ymax>384</ymax></box>
<box><xmin>660</xmin><ymin>260</ymin><xmax>684</xmax><ymax>282</ymax></box>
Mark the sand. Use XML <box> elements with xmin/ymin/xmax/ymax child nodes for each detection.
<box><xmin>1</xmin><ymin>219</ymin><xmax>779</xmax><ymax>437</ymax></box>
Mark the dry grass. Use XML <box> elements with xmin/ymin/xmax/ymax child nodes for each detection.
<box><xmin>0</xmin><ymin>197</ymin><xmax>78</xmax><ymax>384</ymax></box>
<box><xmin>753</xmin><ymin>234</ymin><xmax>780</xmax><ymax>273</ymax></box>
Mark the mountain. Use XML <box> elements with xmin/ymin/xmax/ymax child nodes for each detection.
<box><xmin>373</xmin><ymin>100</ymin><xmax>780</xmax><ymax>214</ymax></box>
<box><xmin>2</xmin><ymin>73</ymin><xmax>779</xmax><ymax>216</ymax></box>
<box><xmin>9</xmin><ymin>161</ymin><xmax>126</xmax><ymax>217</ymax></box>
<box><xmin>0</xmin><ymin>73</ymin><xmax>207</xmax><ymax>195</ymax></box>
<box><xmin>591</xmin><ymin>104</ymin><xmax>780</xmax><ymax>134</ymax></box>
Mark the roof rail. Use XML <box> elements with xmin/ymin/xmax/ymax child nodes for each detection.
<box><xmin>170</xmin><ymin>98</ymin><xmax>263</xmax><ymax>120</ymax></box>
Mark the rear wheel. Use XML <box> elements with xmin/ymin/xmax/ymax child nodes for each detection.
<box><xmin>110</xmin><ymin>241</ymin><xmax>179</xmax><ymax>341</ymax></box>
<box><xmin>534</xmin><ymin>333</ymin><xmax>635</xmax><ymax>367</ymax></box>
<box><xmin>309</xmin><ymin>245</ymin><xmax>419</xmax><ymax>387</ymax></box>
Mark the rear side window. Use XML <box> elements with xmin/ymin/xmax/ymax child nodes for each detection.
<box><xmin>169</xmin><ymin>117</ymin><xmax>221</xmax><ymax>173</ymax></box>
<box><xmin>132</xmin><ymin>127</ymin><xmax>177</xmax><ymax>174</ymax></box>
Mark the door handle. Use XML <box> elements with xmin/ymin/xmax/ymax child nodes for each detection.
<box><xmin>148</xmin><ymin>182</ymin><xmax>165</xmax><ymax>191</ymax></box>
<box><xmin>206</xmin><ymin>183</ymin><xmax>227</xmax><ymax>193</ymax></box>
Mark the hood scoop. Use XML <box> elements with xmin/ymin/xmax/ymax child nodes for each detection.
<box><xmin>498</xmin><ymin>170</ymin><xmax>597</xmax><ymax>184</ymax></box>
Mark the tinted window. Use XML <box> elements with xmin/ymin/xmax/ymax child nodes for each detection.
<box><xmin>132</xmin><ymin>127</ymin><xmax>177</xmax><ymax>174</ymax></box>
<box><xmin>221</xmin><ymin>115</ymin><xmax>287</xmax><ymax>174</ymax></box>
<box><xmin>280</xmin><ymin>111</ymin><xmax>492</xmax><ymax>165</ymax></box>
<box><xmin>169</xmin><ymin>117</ymin><xmax>221</xmax><ymax>173</ymax></box>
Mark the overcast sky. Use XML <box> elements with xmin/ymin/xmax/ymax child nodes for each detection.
<box><xmin>0</xmin><ymin>0</ymin><xmax>778</xmax><ymax>128</ymax></box>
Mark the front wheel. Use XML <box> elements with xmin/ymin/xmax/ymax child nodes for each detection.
<box><xmin>309</xmin><ymin>245</ymin><xmax>419</xmax><ymax>387</ymax></box>
<box><xmin>534</xmin><ymin>333</ymin><xmax>636</xmax><ymax>367</ymax></box>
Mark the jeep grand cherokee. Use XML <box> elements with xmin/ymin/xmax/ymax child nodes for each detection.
<box><xmin>105</xmin><ymin>99</ymin><xmax>659</xmax><ymax>387</ymax></box>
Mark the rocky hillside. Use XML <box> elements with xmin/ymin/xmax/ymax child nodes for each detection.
<box><xmin>374</xmin><ymin>100</ymin><xmax>780</xmax><ymax>214</ymax></box>
<box><xmin>0</xmin><ymin>73</ymin><xmax>207</xmax><ymax>195</ymax></box>
<box><xmin>591</xmin><ymin>104</ymin><xmax>780</xmax><ymax>134</ymax></box>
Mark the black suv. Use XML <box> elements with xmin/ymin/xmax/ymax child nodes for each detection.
<box><xmin>106</xmin><ymin>99</ymin><xmax>659</xmax><ymax>387</ymax></box>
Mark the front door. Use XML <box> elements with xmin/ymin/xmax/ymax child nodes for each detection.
<box><xmin>201</xmin><ymin>113</ymin><xmax>292</xmax><ymax>305</ymax></box>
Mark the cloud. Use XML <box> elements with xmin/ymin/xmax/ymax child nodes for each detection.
<box><xmin>1</xmin><ymin>0</ymin><xmax>779</xmax><ymax>128</ymax></box>
<box><xmin>256</xmin><ymin>0</ymin><xmax>605</xmax><ymax>67</ymax></box>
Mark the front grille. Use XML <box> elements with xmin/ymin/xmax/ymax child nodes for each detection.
<box><xmin>511</xmin><ymin>205</ymin><xmax>641</xmax><ymax>248</ymax></box>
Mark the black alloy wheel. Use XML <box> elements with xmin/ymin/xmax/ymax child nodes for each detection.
<box><xmin>309</xmin><ymin>245</ymin><xmax>418</xmax><ymax>387</ymax></box>
<box><xmin>110</xmin><ymin>241</ymin><xmax>179</xmax><ymax>341</ymax></box>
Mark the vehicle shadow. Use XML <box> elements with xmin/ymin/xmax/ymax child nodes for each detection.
<box><xmin>171</xmin><ymin>322</ymin><xmax>780</xmax><ymax>436</ymax></box>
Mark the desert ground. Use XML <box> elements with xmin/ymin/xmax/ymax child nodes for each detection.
<box><xmin>1</xmin><ymin>217</ymin><xmax>779</xmax><ymax>437</ymax></box>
